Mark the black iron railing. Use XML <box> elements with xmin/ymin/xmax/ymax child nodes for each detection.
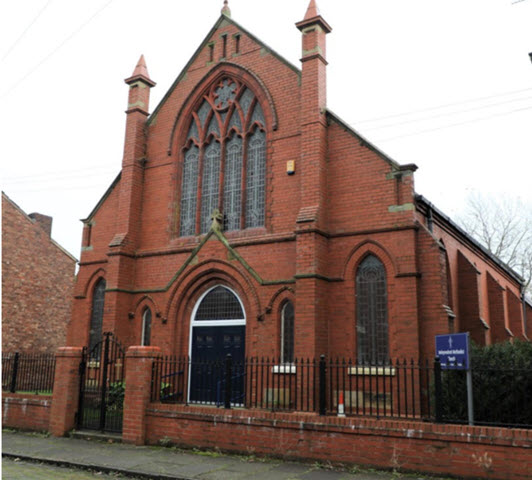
<box><xmin>151</xmin><ymin>355</ymin><xmax>433</xmax><ymax>420</ymax></box>
<box><xmin>151</xmin><ymin>355</ymin><xmax>532</xmax><ymax>428</ymax></box>
<box><xmin>2</xmin><ymin>352</ymin><xmax>56</xmax><ymax>394</ymax></box>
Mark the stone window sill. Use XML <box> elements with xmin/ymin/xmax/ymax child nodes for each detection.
<box><xmin>272</xmin><ymin>365</ymin><xmax>296</xmax><ymax>374</ymax></box>
<box><xmin>348</xmin><ymin>366</ymin><xmax>396</xmax><ymax>376</ymax></box>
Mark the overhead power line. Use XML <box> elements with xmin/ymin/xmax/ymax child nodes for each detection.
<box><xmin>2</xmin><ymin>164</ymin><xmax>116</xmax><ymax>182</ymax></box>
<box><xmin>3</xmin><ymin>169</ymin><xmax>117</xmax><ymax>186</ymax></box>
<box><xmin>375</xmin><ymin>104</ymin><xmax>532</xmax><ymax>142</ymax></box>
<box><xmin>0</xmin><ymin>0</ymin><xmax>114</xmax><ymax>99</ymax></box>
<box><xmin>1</xmin><ymin>0</ymin><xmax>53</xmax><ymax>62</ymax></box>
<box><xmin>362</xmin><ymin>95</ymin><xmax>532</xmax><ymax>131</ymax></box>
<box><xmin>352</xmin><ymin>87</ymin><xmax>532</xmax><ymax>125</ymax></box>
<box><xmin>6</xmin><ymin>183</ymin><xmax>114</xmax><ymax>194</ymax></box>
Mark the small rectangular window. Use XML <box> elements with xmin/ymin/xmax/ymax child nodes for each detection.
<box><xmin>234</xmin><ymin>34</ymin><xmax>241</xmax><ymax>55</ymax></box>
<box><xmin>85</xmin><ymin>223</ymin><xmax>92</xmax><ymax>247</ymax></box>
<box><xmin>221</xmin><ymin>34</ymin><xmax>227</xmax><ymax>59</ymax></box>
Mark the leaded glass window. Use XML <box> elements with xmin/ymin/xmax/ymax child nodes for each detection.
<box><xmin>356</xmin><ymin>255</ymin><xmax>388</xmax><ymax>364</ymax></box>
<box><xmin>207</xmin><ymin>114</ymin><xmax>220</xmax><ymax>137</ymax></box>
<box><xmin>179</xmin><ymin>76</ymin><xmax>266</xmax><ymax>236</ymax></box>
<box><xmin>223</xmin><ymin>136</ymin><xmax>243</xmax><ymax>231</ymax></box>
<box><xmin>195</xmin><ymin>286</ymin><xmax>244</xmax><ymax>321</ymax></box>
<box><xmin>180</xmin><ymin>146</ymin><xmax>199</xmax><ymax>236</ymax></box>
<box><xmin>245</xmin><ymin>129</ymin><xmax>266</xmax><ymax>228</ymax></box>
<box><xmin>239</xmin><ymin>88</ymin><xmax>254</xmax><ymax>117</ymax></box>
<box><xmin>198</xmin><ymin>100</ymin><xmax>211</xmax><ymax>128</ymax></box>
<box><xmin>89</xmin><ymin>279</ymin><xmax>106</xmax><ymax>354</ymax></box>
<box><xmin>281</xmin><ymin>301</ymin><xmax>294</xmax><ymax>364</ymax></box>
<box><xmin>200</xmin><ymin>142</ymin><xmax>221</xmax><ymax>233</ymax></box>
<box><xmin>250</xmin><ymin>101</ymin><xmax>265</xmax><ymax>126</ymax></box>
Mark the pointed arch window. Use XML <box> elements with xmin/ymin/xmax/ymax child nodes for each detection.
<box><xmin>89</xmin><ymin>279</ymin><xmax>106</xmax><ymax>354</ymax></box>
<box><xmin>281</xmin><ymin>301</ymin><xmax>295</xmax><ymax>364</ymax></box>
<box><xmin>180</xmin><ymin>77</ymin><xmax>266</xmax><ymax>236</ymax></box>
<box><xmin>356</xmin><ymin>256</ymin><xmax>388</xmax><ymax>364</ymax></box>
<box><xmin>141</xmin><ymin>308</ymin><xmax>152</xmax><ymax>346</ymax></box>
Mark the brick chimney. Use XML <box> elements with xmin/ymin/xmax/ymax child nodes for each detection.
<box><xmin>29</xmin><ymin>213</ymin><xmax>53</xmax><ymax>237</ymax></box>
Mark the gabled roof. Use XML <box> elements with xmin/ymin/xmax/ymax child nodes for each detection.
<box><xmin>148</xmin><ymin>14</ymin><xmax>300</xmax><ymax>125</ymax></box>
<box><xmin>145</xmin><ymin>8</ymin><xmax>416</xmax><ymax>177</ymax></box>
<box><xmin>326</xmin><ymin>109</ymin><xmax>418</xmax><ymax>173</ymax></box>
<box><xmin>81</xmin><ymin>172</ymin><xmax>121</xmax><ymax>223</ymax></box>
<box><xmin>2</xmin><ymin>191</ymin><xmax>78</xmax><ymax>262</ymax></box>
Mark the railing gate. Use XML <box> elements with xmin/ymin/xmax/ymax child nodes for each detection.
<box><xmin>77</xmin><ymin>332</ymin><xmax>125</xmax><ymax>433</ymax></box>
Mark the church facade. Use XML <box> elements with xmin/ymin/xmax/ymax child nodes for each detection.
<box><xmin>68</xmin><ymin>0</ymin><xmax>529</xmax><ymax>374</ymax></box>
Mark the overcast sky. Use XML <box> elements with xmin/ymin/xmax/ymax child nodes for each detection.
<box><xmin>1</xmin><ymin>0</ymin><xmax>531</xmax><ymax>259</ymax></box>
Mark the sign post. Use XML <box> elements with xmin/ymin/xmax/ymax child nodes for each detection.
<box><xmin>435</xmin><ymin>332</ymin><xmax>474</xmax><ymax>426</ymax></box>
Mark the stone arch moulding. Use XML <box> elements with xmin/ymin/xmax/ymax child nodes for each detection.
<box><xmin>133</xmin><ymin>295</ymin><xmax>162</xmax><ymax>321</ymax></box>
<box><xmin>167</xmin><ymin>61</ymin><xmax>278</xmax><ymax>157</ymax></box>
<box><xmin>166</xmin><ymin>261</ymin><xmax>261</xmax><ymax>357</ymax></box>
<box><xmin>80</xmin><ymin>268</ymin><xmax>107</xmax><ymax>299</ymax></box>
<box><xmin>265</xmin><ymin>286</ymin><xmax>295</xmax><ymax>316</ymax></box>
<box><xmin>342</xmin><ymin>239</ymin><xmax>397</xmax><ymax>280</ymax></box>
<box><xmin>165</xmin><ymin>258</ymin><xmax>261</xmax><ymax>326</ymax></box>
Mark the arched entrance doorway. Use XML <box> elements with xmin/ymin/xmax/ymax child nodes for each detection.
<box><xmin>188</xmin><ymin>285</ymin><xmax>246</xmax><ymax>404</ymax></box>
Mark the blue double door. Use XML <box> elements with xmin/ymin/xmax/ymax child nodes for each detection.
<box><xmin>189</xmin><ymin>325</ymin><xmax>245</xmax><ymax>405</ymax></box>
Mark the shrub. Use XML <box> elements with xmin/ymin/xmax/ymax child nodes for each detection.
<box><xmin>107</xmin><ymin>381</ymin><xmax>125</xmax><ymax>411</ymax></box>
<box><xmin>439</xmin><ymin>340</ymin><xmax>532</xmax><ymax>427</ymax></box>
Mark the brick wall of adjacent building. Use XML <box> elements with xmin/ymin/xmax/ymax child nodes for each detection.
<box><xmin>2</xmin><ymin>193</ymin><xmax>77</xmax><ymax>353</ymax></box>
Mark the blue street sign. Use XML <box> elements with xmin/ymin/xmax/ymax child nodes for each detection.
<box><xmin>435</xmin><ymin>332</ymin><xmax>470</xmax><ymax>370</ymax></box>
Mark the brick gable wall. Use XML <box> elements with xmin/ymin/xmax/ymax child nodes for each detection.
<box><xmin>2</xmin><ymin>194</ymin><xmax>76</xmax><ymax>353</ymax></box>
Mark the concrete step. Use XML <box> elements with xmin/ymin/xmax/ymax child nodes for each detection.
<box><xmin>69</xmin><ymin>430</ymin><xmax>122</xmax><ymax>443</ymax></box>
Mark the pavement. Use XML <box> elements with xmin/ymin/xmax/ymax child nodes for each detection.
<box><xmin>2</xmin><ymin>430</ymin><xmax>444</xmax><ymax>480</ymax></box>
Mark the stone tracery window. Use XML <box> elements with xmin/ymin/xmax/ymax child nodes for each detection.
<box><xmin>180</xmin><ymin>77</ymin><xmax>266</xmax><ymax>236</ymax></box>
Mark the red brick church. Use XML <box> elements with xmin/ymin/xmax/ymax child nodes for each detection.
<box><xmin>68</xmin><ymin>0</ymin><xmax>529</xmax><ymax>372</ymax></box>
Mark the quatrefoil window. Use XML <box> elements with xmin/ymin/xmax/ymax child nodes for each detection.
<box><xmin>214</xmin><ymin>79</ymin><xmax>236</xmax><ymax>109</ymax></box>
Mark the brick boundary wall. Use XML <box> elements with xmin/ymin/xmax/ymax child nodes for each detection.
<box><xmin>2</xmin><ymin>394</ymin><xmax>51</xmax><ymax>431</ymax></box>
<box><xmin>49</xmin><ymin>347</ymin><xmax>83</xmax><ymax>437</ymax></box>
<box><xmin>122</xmin><ymin>346</ymin><xmax>161</xmax><ymax>445</ymax></box>
<box><xmin>145</xmin><ymin>404</ymin><xmax>532</xmax><ymax>480</ymax></box>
